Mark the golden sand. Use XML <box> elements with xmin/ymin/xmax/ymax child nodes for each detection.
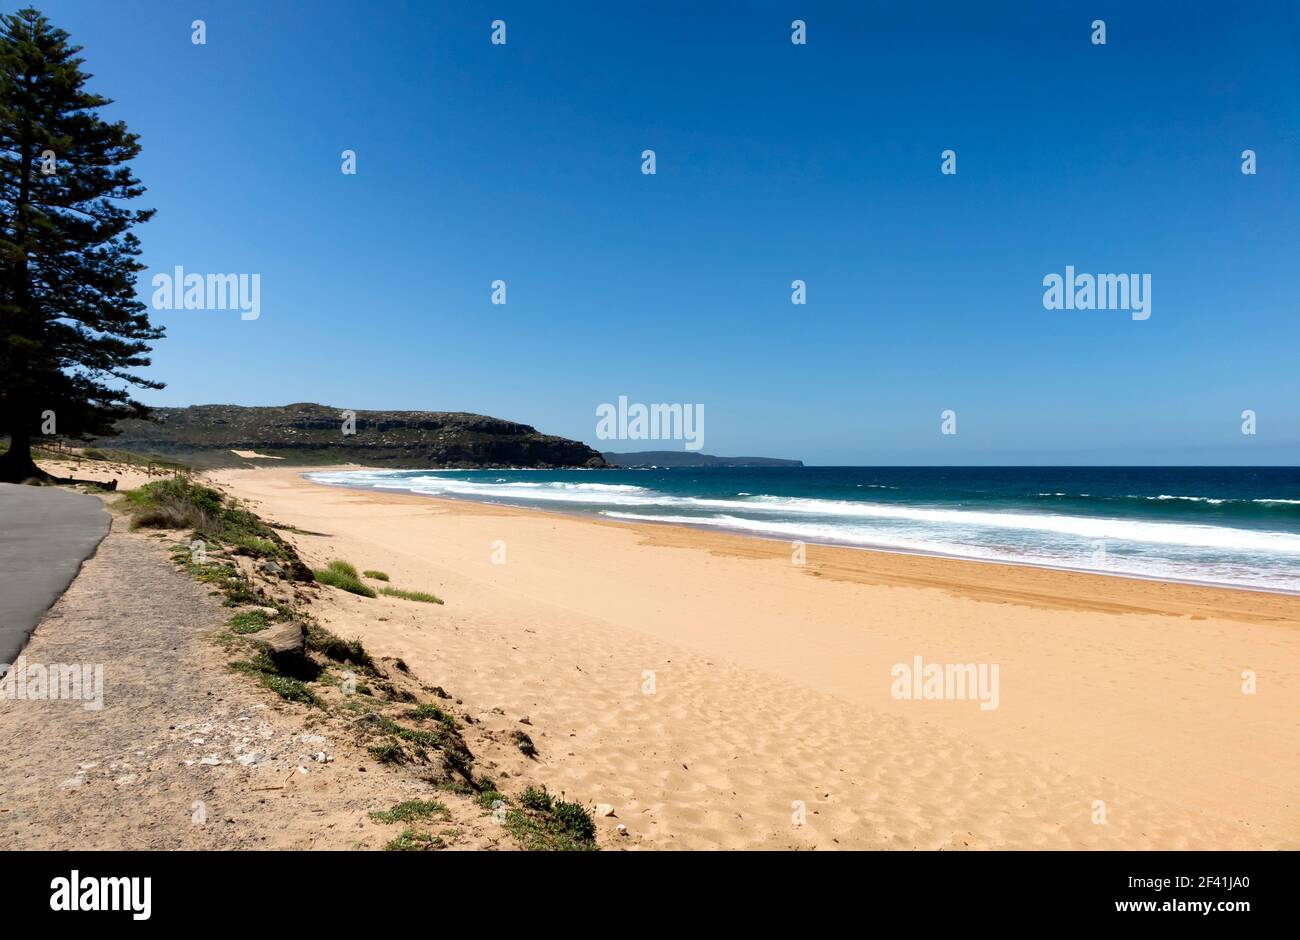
<box><xmin>211</xmin><ymin>465</ymin><xmax>1300</xmax><ymax>850</ymax></box>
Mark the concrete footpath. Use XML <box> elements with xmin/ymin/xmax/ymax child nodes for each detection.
<box><xmin>0</xmin><ymin>482</ymin><xmax>110</xmax><ymax>664</ymax></box>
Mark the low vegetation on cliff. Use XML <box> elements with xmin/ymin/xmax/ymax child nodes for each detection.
<box><xmin>118</xmin><ymin>473</ymin><xmax>598</xmax><ymax>851</ymax></box>
<box><xmin>94</xmin><ymin>402</ymin><xmax>608</xmax><ymax>470</ymax></box>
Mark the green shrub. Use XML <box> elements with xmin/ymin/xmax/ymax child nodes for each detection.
<box><xmin>442</xmin><ymin>748</ymin><xmax>473</xmax><ymax>775</ymax></box>
<box><xmin>503</xmin><ymin>799</ymin><xmax>598</xmax><ymax>852</ymax></box>
<box><xmin>369</xmin><ymin>741</ymin><xmax>404</xmax><ymax>764</ymax></box>
<box><xmin>129</xmin><ymin>480</ymin><xmax>303</xmax><ymax>582</ymax></box>
<box><xmin>363</xmin><ymin>569</ymin><xmax>390</xmax><ymax>581</ymax></box>
<box><xmin>520</xmin><ymin>786</ymin><xmax>553</xmax><ymax>812</ymax></box>
<box><xmin>127</xmin><ymin>478</ymin><xmax>223</xmax><ymax>532</ymax></box>
<box><xmin>553</xmin><ymin>801</ymin><xmax>597</xmax><ymax>843</ymax></box>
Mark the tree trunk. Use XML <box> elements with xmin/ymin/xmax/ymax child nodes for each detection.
<box><xmin>0</xmin><ymin>429</ymin><xmax>45</xmax><ymax>483</ymax></box>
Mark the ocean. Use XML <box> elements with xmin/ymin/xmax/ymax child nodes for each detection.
<box><xmin>305</xmin><ymin>466</ymin><xmax>1300</xmax><ymax>593</ymax></box>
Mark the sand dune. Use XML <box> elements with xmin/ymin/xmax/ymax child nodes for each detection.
<box><xmin>210</xmin><ymin>466</ymin><xmax>1300</xmax><ymax>850</ymax></box>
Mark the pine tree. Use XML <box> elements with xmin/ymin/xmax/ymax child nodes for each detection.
<box><xmin>0</xmin><ymin>6</ymin><xmax>160</xmax><ymax>482</ymax></box>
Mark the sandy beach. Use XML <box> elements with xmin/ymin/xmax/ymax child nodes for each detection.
<box><xmin>206</xmin><ymin>465</ymin><xmax>1300</xmax><ymax>850</ymax></box>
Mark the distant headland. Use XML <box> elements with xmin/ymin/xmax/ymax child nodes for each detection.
<box><xmin>91</xmin><ymin>403</ymin><xmax>608</xmax><ymax>469</ymax></box>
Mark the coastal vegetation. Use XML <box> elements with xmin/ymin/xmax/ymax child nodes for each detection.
<box><xmin>112</xmin><ymin>472</ymin><xmax>597</xmax><ymax>850</ymax></box>
<box><xmin>380</xmin><ymin>586</ymin><xmax>443</xmax><ymax>604</ymax></box>
<box><xmin>314</xmin><ymin>560</ymin><xmax>442</xmax><ymax>604</ymax></box>
<box><xmin>86</xmin><ymin>402</ymin><xmax>609</xmax><ymax>470</ymax></box>
<box><xmin>313</xmin><ymin>560</ymin><xmax>377</xmax><ymax>597</ymax></box>
<box><xmin>228</xmin><ymin>610</ymin><xmax>270</xmax><ymax>634</ymax></box>
<box><xmin>368</xmin><ymin>800</ymin><xmax>450</xmax><ymax>825</ymax></box>
<box><xmin>502</xmin><ymin>786</ymin><xmax>597</xmax><ymax>852</ymax></box>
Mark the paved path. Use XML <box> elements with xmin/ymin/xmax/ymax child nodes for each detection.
<box><xmin>0</xmin><ymin>483</ymin><xmax>110</xmax><ymax>664</ymax></box>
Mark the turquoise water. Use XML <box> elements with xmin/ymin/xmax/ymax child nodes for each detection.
<box><xmin>307</xmin><ymin>467</ymin><xmax>1300</xmax><ymax>593</ymax></box>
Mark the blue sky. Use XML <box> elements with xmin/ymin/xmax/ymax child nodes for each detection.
<box><xmin>27</xmin><ymin>0</ymin><xmax>1300</xmax><ymax>464</ymax></box>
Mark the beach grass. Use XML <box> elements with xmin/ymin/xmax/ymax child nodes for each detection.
<box><xmin>313</xmin><ymin>559</ymin><xmax>376</xmax><ymax>597</ymax></box>
<box><xmin>363</xmin><ymin>569</ymin><xmax>389</xmax><ymax>581</ymax></box>
<box><xmin>380</xmin><ymin>585</ymin><xmax>443</xmax><ymax>604</ymax></box>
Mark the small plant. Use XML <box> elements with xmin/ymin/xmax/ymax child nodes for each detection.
<box><xmin>378</xmin><ymin>716</ymin><xmax>449</xmax><ymax>751</ymax></box>
<box><xmin>513</xmin><ymin>729</ymin><xmax>537</xmax><ymax>757</ymax></box>
<box><xmin>363</xmin><ymin>569</ymin><xmax>390</xmax><ymax>581</ymax></box>
<box><xmin>503</xmin><ymin>798</ymin><xmax>598</xmax><ymax>851</ymax></box>
<box><xmin>369</xmin><ymin>799</ymin><xmax>449</xmax><ymax>824</ymax></box>
<box><xmin>443</xmin><ymin>747</ymin><xmax>473</xmax><ymax>776</ymax></box>
<box><xmin>260</xmin><ymin>673</ymin><xmax>319</xmax><ymax>705</ymax></box>
<box><xmin>368</xmin><ymin>741</ymin><xmax>404</xmax><ymax>764</ymax></box>
<box><xmin>313</xmin><ymin>560</ymin><xmax>377</xmax><ymax>597</ymax></box>
<box><xmin>438</xmin><ymin>780</ymin><xmax>475</xmax><ymax>798</ymax></box>
<box><xmin>407</xmin><ymin>703</ymin><xmax>456</xmax><ymax>726</ymax></box>
<box><xmin>307</xmin><ymin>626</ymin><xmax>374</xmax><ymax>669</ymax></box>
<box><xmin>380</xmin><ymin>586</ymin><xmax>442</xmax><ymax>604</ymax></box>
<box><xmin>553</xmin><ymin>800</ymin><xmax>598</xmax><ymax>843</ymax></box>
<box><xmin>520</xmin><ymin>786</ymin><xmax>553</xmax><ymax>812</ymax></box>
<box><xmin>229</xmin><ymin>655</ymin><xmax>320</xmax><ymax>705</ymax></box>
<box><xmin>229</xmin><ymin>610</ymin><xmax>269</xmax><ymax>634</ymax></box>
<box><xmin>228</xmin><ymin>533</ymin><xmax>277</xmax><ymax>557</ymax></box>
<box><xmin>383</xmin><ymin>829</ymin><xmax>445</xmax><ymax>851</ymax></box>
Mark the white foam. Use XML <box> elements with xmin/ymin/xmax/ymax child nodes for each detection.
<box><xmin>736</xmin><ymin>495</ymin><xmax>1300</xmax><ymax>553</ymax></box>
<box><xmin>599</xmin><ymin>511</ymin><xmax>1300</xmax><ymax>592</ymax></box>
<box><xmin>307</xmin><ymin>471</ymin><xmax>1300</xmax><ymax>572</ymax></box>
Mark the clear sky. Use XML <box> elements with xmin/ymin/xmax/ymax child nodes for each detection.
<box><xmin>28</xmin><ymin>0</ymin><xmax>1300</xmax><ymax>464</ymax></box>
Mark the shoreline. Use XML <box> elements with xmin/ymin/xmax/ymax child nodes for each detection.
<box><xmin>299</xmin><ymin>468</ymin><xmax>1300</xmax><ymax>604</ymax></box>
<box><xmin>202</xmin><ymin>464</ymin><xmax>1300</xmax><ymax>849</ymax></box>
